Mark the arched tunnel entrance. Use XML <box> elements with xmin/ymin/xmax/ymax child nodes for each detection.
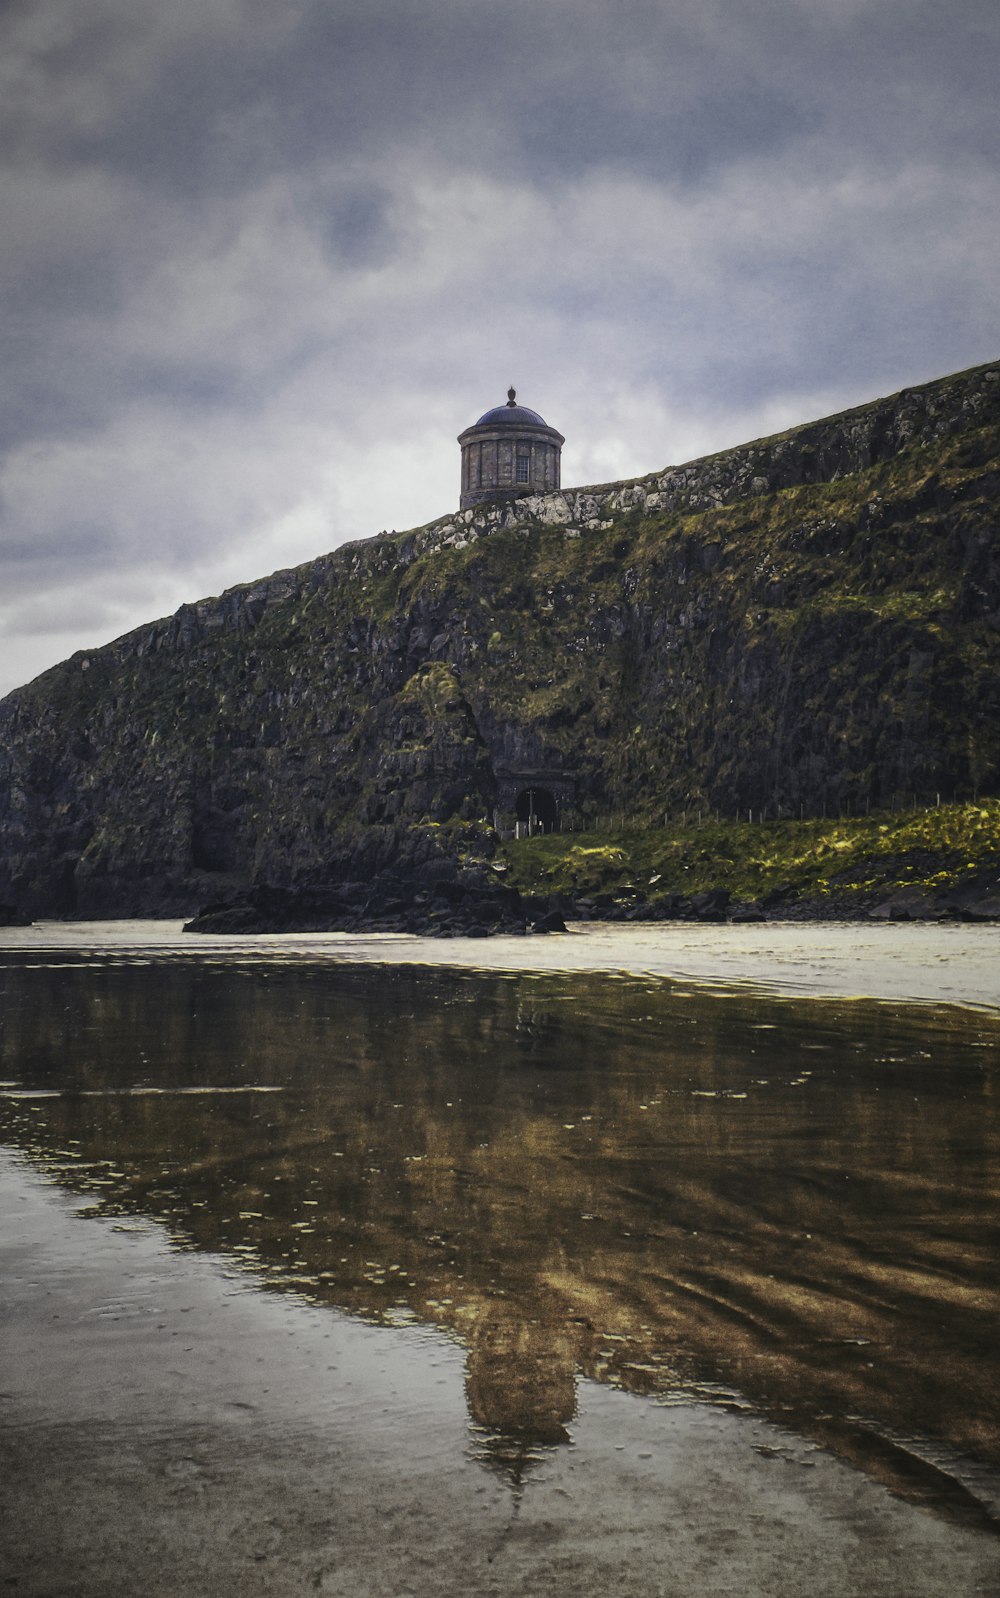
<box><xmin>514</xmin><ymin>786</ymin><xmax>559</xmax><ymax>834</ymax></box>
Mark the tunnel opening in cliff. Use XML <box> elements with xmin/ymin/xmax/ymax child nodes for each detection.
<box><xmin>515</xmin><ymin>787</ymin><xmax>559</xmax><ymax>834</ymax></box>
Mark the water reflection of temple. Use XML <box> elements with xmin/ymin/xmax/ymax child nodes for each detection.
<box><xmin>3</xmin><ymin>954</ymin><xmax>1000</xmax><ymax>1514</ymax></box>
<box><xmin>466</xmin><ymin>1303</ymin><xmax>579</xmax><ymax>1446</ymax></box>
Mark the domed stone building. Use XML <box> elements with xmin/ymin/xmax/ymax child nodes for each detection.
<box><xmin>458</xmin><ymin>388</ymin><xmax>564</xmax><ymax>510</ymax></box>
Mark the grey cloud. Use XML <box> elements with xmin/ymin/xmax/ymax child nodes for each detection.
<box><xmin>1</xmin><ymin>0</ymin><xmax>998</xmax><ymax>696</ymax></box>
<box><xmin>1</xmin><ymin>523</ymin><xmax>114</xmax><ymax>570</ymax></box>
<box><xmin>320</xmin><ymin>185</ymin><xmax>399</xmax><ymax>270</ymax></box>
<box><xmin>5</xmin><ymin>1</ymin><xmax>995</xmax><ymax>233</ymax></box>
<box><xmin>11</xmin><ymin>0</ymin><xmax>991</xmax><ymax>196</ymax></box>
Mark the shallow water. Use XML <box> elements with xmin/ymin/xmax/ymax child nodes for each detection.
<box><xmin>2</xmin><ymin>928</ymin><xmax>1000</xmax><ymax>1594</ymax></box>
<box><xmin>5</xmin><ymin>914</ymin><xmax>1000</xmax><ymax>1008</ymax></box>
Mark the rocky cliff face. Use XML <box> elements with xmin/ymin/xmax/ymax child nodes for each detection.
<box><xmin>2</xmin><ymin>358</ymin><xmax>999</xmax><ymax>917</ymax></box>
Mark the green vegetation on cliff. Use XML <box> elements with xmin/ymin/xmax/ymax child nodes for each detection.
<box><xmin>1</xmin><ymin>358</ymin><xmax>999</xmax><ymax>917</ymax></box>
<box><xmin>499</xmin><ymin>800</ymin><xmax>1000</xmax><ymax>915</ymax></box>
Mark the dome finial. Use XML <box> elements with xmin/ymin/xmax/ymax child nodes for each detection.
<box><xmin>506</xmin><ymin>386</ymin><xmax>516</xmax><ymax>407</ymax></box>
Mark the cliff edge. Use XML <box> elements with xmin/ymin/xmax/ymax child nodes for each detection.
<box><xmin>1</xmin><ymin>358</ymin><xmax>998</xmax><ymax>918</ymax></box>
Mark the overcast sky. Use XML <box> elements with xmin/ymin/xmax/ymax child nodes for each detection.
<box><xmin>1</xmin><ymin>0</ymin><xmax>998</xmax><ymax>695</ymax></box>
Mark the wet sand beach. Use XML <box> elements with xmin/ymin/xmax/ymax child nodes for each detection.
<box><xmin>4</xmin><ymin>915</ymin><xmax>1000</xmax><ymax>1009</ymax></box>
<box><xmin>4</xmin><ymin>1158</ymin><xmax>999</xmax><ymax>1598</ymax></box>
<box><xmin>2</xmin><ymin>922</ymin><xmax>999</xmax><ymax>1595</ymax></box>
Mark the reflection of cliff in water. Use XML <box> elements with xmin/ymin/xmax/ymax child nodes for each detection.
<box><xmin>2</xmin><ymin>953</ymin><xmax>1000</xmax><ymax>1504</ymax></box>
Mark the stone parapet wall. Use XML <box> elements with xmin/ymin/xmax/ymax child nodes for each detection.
<box><xmin>429</xmin><ymin>357</ymin><xmax>1000</xmax><ymax>554</ymax></box>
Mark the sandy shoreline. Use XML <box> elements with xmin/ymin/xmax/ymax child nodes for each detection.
<box><xmin>4</xmin><ymin>1153</ymin><xmax>998</xmax><ymax>1598</ymax></box>
<box><xmin>4</xmin><ymin>922</ymin><xmax>1000</xmax><ymax>1594</ymax></box>
<box><xmin>2</xmin><ymin>917</ymin><xmax>999</xmax><ymax>1012</ymax></box>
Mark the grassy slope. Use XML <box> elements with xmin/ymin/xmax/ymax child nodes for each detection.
<box><xmin>499</xmin><ymin>800</ymin><xmax>1000</xmax><ymax>911</ymax></box>
<box><xmin>388</xmin><ymin>417</ymin><xmax>1000</xmax><ymax>820</ymax></box>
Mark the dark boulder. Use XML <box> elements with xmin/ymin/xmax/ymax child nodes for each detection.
<box><xmin>646</xmin><ymin>892</ymin><xmax>689</xmax><ymax>919</ymax></box>
<box><xmin>184</xmin><ymin>866</ymin><xmax>535</xmax><ymax>937</ymax></box>
<box><xmin>759</xmin><ymin>883</ymin><xmax>799</xmax><ymax>910</ymax></box>
<box><xmin>688</xmin><ymin>888</ymin><xmax>731</xmax><ymax>921</ymax></box>
<box><xmin>959</xmin><ymin>901</ymin><xmax>1000</xmax><ymax>922</ymax></box>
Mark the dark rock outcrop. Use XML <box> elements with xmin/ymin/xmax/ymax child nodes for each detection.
<box><xmin>0</xmin><ymin>903</ymin><xmax>31</xmax><ymax>927</ymax></box>
<box><xmin>1</xmin><ymin>359</ymin><xmax>999</xmax><ymax>921</ymax></box>
<box><xmin>183</xmin><ymin>866</ymin><xmax>544</xmax><ymax>937</ymax></box>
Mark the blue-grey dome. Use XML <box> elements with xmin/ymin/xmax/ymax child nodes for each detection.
<box><xmin>475</xmin><ymin>402</ymin><xmax>548</xmax><ymax>428</ymax></box>
<box><xmin>473</xmin><ymin>388</ymin><xmax>550</xmax><ymax>429</ymax></box>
